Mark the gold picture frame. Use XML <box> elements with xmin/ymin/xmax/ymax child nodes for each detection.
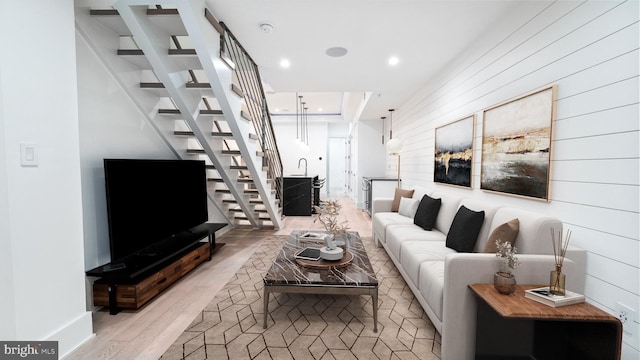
<box><xmin>480</xmin><ymin>85</ymin><xmax>557</xmax><ymax>201</ymax></box>
<box><xmin>434</xmin><ymin>114</ymin><xmax>475</xmax><ymax>188</ymax></box>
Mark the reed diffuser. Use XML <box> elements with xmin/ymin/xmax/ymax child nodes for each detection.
<box><xmin>550</xmin><ymin>228</ymin><xmax>571</xmax><ymax>295</ymax></box>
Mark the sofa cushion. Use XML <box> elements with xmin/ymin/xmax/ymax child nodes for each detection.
<box><xmin>372</xmin><ymin>212</ymin><xmax>413</xmax><ymax>244</ymax></box>
<box><xmin>414</xmin><ymin>195</ymin><xmax>441</xmax><ymax>230</ymax></box>
<box><xmin>483</xmin><ymin>218</ymin><xmax>520</xmax><ymax>253</ymax></box>
<box><xmin>419</xmin><ymin>261</ymin><xmax>446</xmax><ymax>323</ymax></box>
<box><xmin>398</xmin><ymin>197</ymin><xmax>420</xmax><ymax>218</ymax></box>
<box><xmin>490</xmin><ymin>207</ymin><xmax>561</xmax><ymax>254</ymax></box>
<box><xmin>401</xmin><ymin>241</ymin><xmax>455</xmax><ymax>287</ymax></box>
<box><xmin>411</xmin><ymin>185</ymin><xmax>432</xmax><ymax>201</ymax></box>
<box><xmin>446</xmin><ymin>206</ymin><xmax>485</xmax><ymax>253</ymax></box>
<box><xmin>386</xmin><ymin>225</ymin><xmax>446</xmax><ymax>261</ymax></box>
<box><xmin>392</xmin><ymin>188</ymin><xmax>415</xmax><ymax>212</ymax></box>
<box><xmin>429</xmin><ymin>191</ymin><xmax>463</xmax><ymax>235</ymax></box>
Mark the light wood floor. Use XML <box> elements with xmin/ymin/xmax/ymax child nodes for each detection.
<box><xmin>66</xmin><ymin>197</ymin><xmax>372</xmax><ymax>360</ymax></box>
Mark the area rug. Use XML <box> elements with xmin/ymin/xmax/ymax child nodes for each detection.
<box><xmin>161</xmin><ymin>235</ymin><xmax>440</xmax><ymax>359</ymax></box>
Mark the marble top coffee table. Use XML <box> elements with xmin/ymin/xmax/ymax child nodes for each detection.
<box><xmin>263</xmin><ymin>230</ymin><xmax>379</xmax><ymax>332</ymax></box>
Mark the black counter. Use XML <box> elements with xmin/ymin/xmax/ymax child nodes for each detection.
<box><xmin>283</xmin><ymin>176</ymin><xmax>318</xmax><ymax>216</ymax></box>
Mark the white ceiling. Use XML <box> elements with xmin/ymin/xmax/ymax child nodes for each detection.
<box><xmin>206</xmin><ymin>0</ymin><xmax>523</xmax><ymax>122</ymax></box>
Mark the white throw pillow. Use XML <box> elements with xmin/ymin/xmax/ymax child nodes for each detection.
<box><xmin>398</xmin><ymin>197</ymin><xmax>420</xmax><ymax>218</ymax></box>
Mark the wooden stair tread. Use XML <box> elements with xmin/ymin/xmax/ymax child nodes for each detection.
<box><xmin>160</xmin><ymin>109</ymin><xmax>223</xmax><ymax>115</ymax></box>
<box><xmin>207</xmin><ymin>178</ymin><xmax>253</xmax><ymax>183</ymax></box>
<box><xmin>118</xmin><ymin>49</ymin><xmax>144</xmax><ymax>56</ymax></box>
<box><xmin>216</xmin><ymin>189</ymin><xmax>259</xmax><ymax>194</ymax></box>
<box><xmin>168</xmin><ymin>49</ymin><xmax>196</xmax><ymax>55</ymax></box>
<box><xmin>146</xmin><ymin>9</ymin><xmax>179</xmax><ymax>15</ymax></box>
<box><xmin>222</xmin><ymin>199</ymin><xmax>263</xmax><ymax>204</ymax></box>
<box><xmin>89</xmin><ymin>9</ymin><xmax>120</xmax><ymax>16</ymax></box>
<box><xmin>118</xmin><ymin>49</ymin><xmax>196</xmax><ymax>56</ymax></box>
<box><xmin>231</xmin><ymin>83</ymin><xmax>243</xmax><ymax>97</ymax></box>
<box><xmin>140</xmin><ymin>82</ymin><xmax>164</xmax><ymax>88</ymax></box>
<box><xmin>185</xmin><ymin>82</ymin><xmax>211</xmax><ymax>88</ymax></box>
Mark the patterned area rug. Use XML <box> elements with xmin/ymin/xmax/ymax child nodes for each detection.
<box><xmin>161</xmin><ymin>235</ymin><xmax>440</xmax><ymax>360</ymax></box>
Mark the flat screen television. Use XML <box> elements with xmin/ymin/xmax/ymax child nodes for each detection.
<box><xmin>104</xmin><ymin>159</ymin><xmax>208</xmax><ymax>262</ymax></box>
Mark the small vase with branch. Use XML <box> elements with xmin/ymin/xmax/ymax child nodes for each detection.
<box><xmin>494</xmin><ymin>240</ymin><xmax>520</xmax><ymax>294</ymax></box>
<box><xmin>550</xmin><ymin>228</ymin><xmax>571</xmax><ymax>295</ymax></box>
<box><xmin>313</xmin><ymin>200</ymin><xmax>349</xmax><ymax>251</ymax></box>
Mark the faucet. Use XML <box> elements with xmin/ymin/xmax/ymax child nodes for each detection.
<box><xmin>298</xmin><ymin>158</ymin><xmax>308</xmax><ymax>177</ymax></box>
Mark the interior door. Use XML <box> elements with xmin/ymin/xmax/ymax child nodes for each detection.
<box><xmin>327</xmin><ymin>137</ymin><xmax>347</xmax><ymax>196</ymax></box>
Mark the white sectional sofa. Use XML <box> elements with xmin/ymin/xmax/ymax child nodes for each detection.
<box><xmin>371</xmin><ymin>186</ymin><xmax>586</xmax><ymax>360</ymax></box>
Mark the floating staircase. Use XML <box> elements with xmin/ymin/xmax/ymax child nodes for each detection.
<box><xmin>76</xmin><ymin>2</ymin><xmax>283</xmax><ymax>229</ymax></box>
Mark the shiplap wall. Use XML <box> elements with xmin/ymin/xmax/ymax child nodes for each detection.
<box><xmin>388</xmin><ymin>1</ymin><xmax>639</xmax><ymax>356</ymax></box>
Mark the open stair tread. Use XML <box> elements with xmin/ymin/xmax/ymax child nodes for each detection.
<box><xmin>89</xmin><ymin>6</ymin><xmax>283</xmax><ymax>230</ymax></box>
<box><xmin>160</xmin><ymin>109</ymin><xmax>223</xmax><ymax>115</ymax></box>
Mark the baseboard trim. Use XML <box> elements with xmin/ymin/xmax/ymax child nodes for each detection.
<box><xmin>46</xmin><ymin>311</ymin><xmax>94</xmax><ymax>359</ymax></box>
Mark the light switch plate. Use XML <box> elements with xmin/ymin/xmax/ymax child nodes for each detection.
<box><xmin>20</xmin><ymin>143</ymin><xmax>38</xmax><ymax>166</ymax></box>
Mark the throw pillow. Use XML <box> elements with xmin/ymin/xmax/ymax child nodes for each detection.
<box><xmin>413</xmin><ymin>195</ymin><xmax>441</xmax><ymax>231</ymax></box>
<box><xmin>391</xmin><ymin>188</ymin><xmax>415</xmax><ymax>212</ymax></box>
<box><xmin>483</xmin><ymin>218</ymin><xmax>520</xmax><ymax>253</ymax></box>
<box><xmin>398</xmin><ymin>197</ymin><xmax>420</xmax><ymax>218</ymax></box>
<box><xmin>446</xmin><ymin>206</ymin><xmax>485</xmax><ymax>253</ymax></box>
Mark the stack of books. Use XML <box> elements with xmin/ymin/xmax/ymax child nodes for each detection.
<box><xmin>524</xmin><ymin>287</ymin><xmax>585</xmax><ymax>308</ymax></box>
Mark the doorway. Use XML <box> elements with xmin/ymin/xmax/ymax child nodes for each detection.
<box><xmin>327</xmin><ymin>137</ymin><xmax>347</xmax><ymax>196</ymax></box>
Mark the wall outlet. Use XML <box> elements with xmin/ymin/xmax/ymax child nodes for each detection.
<box><xmin>616</xmin><ymin>302</ymin><xmax>639</xmax><ymax>350</ymax></box>
<box><xmin>616</xmin><ymin>302</ymin><xmax>636</xmax><ymax>334</ymax></box>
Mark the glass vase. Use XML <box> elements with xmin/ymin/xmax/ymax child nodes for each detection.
<box><xmin>549</xmin><ymin>265</ymin><xmax>566</xmax><ymax>296</ymax></box>
<box><xmin>494</xmin><ymin>271</ymin><xmax>516</xmax><ymax>295</ymax></box>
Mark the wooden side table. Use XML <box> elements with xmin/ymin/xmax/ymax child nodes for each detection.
<box><xmin>469</xmin><ymin>284</ymin><xmax>622</xmax><ymax>360</ymax></box>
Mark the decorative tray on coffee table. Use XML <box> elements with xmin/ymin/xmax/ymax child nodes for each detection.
<box><xmin>295</xmin><ymin>251</ymin><xmax>353</xmax><ymax>270</ymax></box>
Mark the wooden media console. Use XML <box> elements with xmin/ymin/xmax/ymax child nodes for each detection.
<box><xmin>87</xmin><ymin>223</ymin><xmax>226</xmax><ymax>314</ymax></box>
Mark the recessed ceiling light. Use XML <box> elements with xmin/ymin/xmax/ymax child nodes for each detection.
<box><xmin>326</xmin><ymin>47</ymin><xmax>348</xmax><ymax>57</ymax></box>
<box><xmin>388</xmin><ymin>56</ymin><xmax>399</xmax><ymax>66</ymax></box>
<box><xmin>280</xmin><ymin>59</ymin><xmax>290</xmax><ymax>68</ymax></box>
<box><xmin>318</xmin><ymin>107</ymin><xmax>323</xmax><ymax>112</ymax></box>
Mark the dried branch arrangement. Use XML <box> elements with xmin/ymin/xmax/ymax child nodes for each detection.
<box><xmin>313</xmin><ymin>200</ymin><xmax>349</xmax><ymax>236</ymax></box>
<box><xmin>551</xmin><ymin>228</ymin><xmax>572</xmax><ymax>269</ymax></box>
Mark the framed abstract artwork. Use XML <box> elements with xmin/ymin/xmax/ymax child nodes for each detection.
<box><xmin>480</xmin><ymin>85</ymin><xmax>556</xmax><ymax>201</ymax></box>
<box><xmin>434</xmin><ymin>115</ymin><xmax>475</xmax><ymax>188</ymax></box>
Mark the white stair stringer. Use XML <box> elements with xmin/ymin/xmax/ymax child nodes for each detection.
<box><xmin>112</xmin><ymin>2</ymin><xmax>263</xmax><ymax>228</ymax></box>
<box><xmin>175</xmin><ymin>0</ymin><xmax>283</xmax><ymax>229</ymax></box>
<box><xmin>74</xmin><ymin>7</ymin><xmax>234</xmax><ymax>224</ymax></box>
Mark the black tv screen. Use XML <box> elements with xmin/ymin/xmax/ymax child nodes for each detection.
<box><xmin>104</xmin><ymin>159</ymin><xmax>208</xmax><ymax>262</ymax></box>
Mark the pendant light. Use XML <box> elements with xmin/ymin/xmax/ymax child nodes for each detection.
<box><xmin>386</xmin><ymin>108</ymin><xmax>403</xmax><ymax>188</ymax></box>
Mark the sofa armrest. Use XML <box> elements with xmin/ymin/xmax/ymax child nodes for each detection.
<box><xmin>441</xmin><ymin>252</ymin><xmax>585</xmax><ymax>360</ymax></box>
<box><xmin>372</xmin><ymin>198</ymin><xmax>393</xmax><ymax>215</ymax></box>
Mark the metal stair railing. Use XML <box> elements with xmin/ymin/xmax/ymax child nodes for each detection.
<box><xmin>219</xmin><ymin>22</ymin><xmax>283</xmax><ymax>213</ymax></box>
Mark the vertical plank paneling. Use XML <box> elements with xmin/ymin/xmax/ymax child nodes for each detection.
<box><xmin>391</xmin><ymin>1</ymin><xmax>639</xmax><ymax>355</ymax></box>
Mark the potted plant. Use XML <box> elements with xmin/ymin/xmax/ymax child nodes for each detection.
<box><xmin>313</xmin><ymin>200</ymin><xmax>349</xmax><ymax>255</ymax></box>
<box><xmin>494</xmin><ymin>240</ymin><xmax>520</xmax><ymax>294</ymax></box>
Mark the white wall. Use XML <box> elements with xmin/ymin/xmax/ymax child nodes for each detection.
<box><xmin>0</xmin><ymin>0</ymin><xmax>93</xmax><ymax>356</ymax></box>
<box><xmin>0</xmin><ymin>36</ymin><xmax>16</xmax><ymax>341</ymax></box>
<box><xmin>75</xmin><ymin>34</ymin><xmax>178</xmax><ymax>271</ymax></box>
<box><xmin>273</xmin><ymin>121</ymin><xmax>328</xmax><ymax>184</ymax></box>
<box><xmin>390</xmin><ymin>1</ymin><xmax>639</xmax><ymax>356</ymax></box>
<box><xmin>353</xmin><ymin>119</ymin><xmax>387</xmax><ymax>208</ymax></box>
